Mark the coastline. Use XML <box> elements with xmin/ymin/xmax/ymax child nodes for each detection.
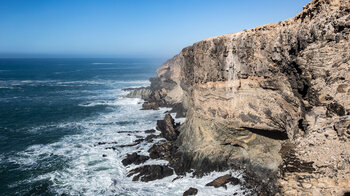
<box><xmin>123</xmin><ymin>0</ymin><xmax>350</xmax><ymax>195</ymax></box>
<box><xmin>123</xmin><ymin>84</ymin><xmax>276</xmax><ymax>195</ymax></box>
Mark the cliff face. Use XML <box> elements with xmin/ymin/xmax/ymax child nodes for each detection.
<box><xmin>142</xmin><ymin>0</ymin><xmax>350</xmax><ymax>194</ymax></box>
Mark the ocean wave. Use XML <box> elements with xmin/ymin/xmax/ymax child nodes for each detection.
<box><xmin>92</xmin><ymin>63</ymin><xmax>116</xmax><ymax>65</ymax></box>
<box><xmin>6</xmin><ymin>84</ymin><xmax>246</xmax><ymax>195</ymax></box>
<box><xmin>25</xmin><ymin>122</ymin><xmax>84</xmax><ymax>134</ymax></box>
<box><xmin>56</xmin><ymin>81</ymin><xmax>105</xmax><ymax>85</ymax></box>
<box><xmin>0</xmin><ymin>80</ymin><xmax>59</xmax><ymax>87</ymax></box>
<box><xmin>79</xmin><ymin>97</ymin><xmax>143</xmax><ymax>107</ymax></box>
<box><xmin>0</xmin><ymin>86</ymin><xmax>15</xmax><ymax>89</ymax></box>
<box><xmin>113</xmin><ymin>80</ymin><xmax>150</xmax><ymax>84</ymax></box>
<box><xmin>0</xmin><ymin>80</ymin><xmax>149</xmax><ymax>88</ymax></box>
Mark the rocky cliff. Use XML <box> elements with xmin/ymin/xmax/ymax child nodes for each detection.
<box><xmin>128</xmin><ymin>0</ymin><xmax>350</xmax><ymax>195</ymax></box>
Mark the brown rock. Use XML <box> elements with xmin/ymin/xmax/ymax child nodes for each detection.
<box><xmin>144</xmin><ymin>0</ymin><xmax>350</xmax><ymax>195</ymax></box>
<box><xmin>156</xmin><ymin>114</ymin><xmax>179</xmax><ymax>141</ymax></box>
<box><xmin>127</xmin><ymin>165</ymin><xmax>173</xmax><ymax>182</ymax></box>
<box><xmin>142</xmin><ymin>102</ymin><xmax>159</xmax><ymax>110</ymax></box>
<box><xmin>183</xmin><ymin>187</ymin><xmax>198</xmax><ymax>196</ymax></box>
<box><xmin>144</xmin><ymin>129</ymin><xmax>156</xmax><ymax>133</ymax></box>
<box><xmin>205</xmin><ymin>174</ymin><xmax>232</xmax><ymax>188</ymax></box>
<box><xmin>121</xmin><ymin>152</ymin><xmax>149</xmax><ymax>166</ymax></box>
<box><xmin>148</xmin><ymin>141</ymin><xmax>176</xmax><ymax>160</ymax></box>
<box><xmin>124</xmin><ymin>87</ymin><xmax>152</xmax><ymax>99</ymax></box>
<box><xmin>145</xmin><ymin>134</ymin><xmax>161</xmax><ymax>142</ymax></box>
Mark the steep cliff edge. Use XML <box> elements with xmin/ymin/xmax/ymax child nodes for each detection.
<box><xmin>129</xmin><ymin>0</ymin><xmax>350</xmax><ymax>194</ymax></box>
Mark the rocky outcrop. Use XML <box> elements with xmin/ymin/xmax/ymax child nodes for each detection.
<box><xmin>124</xmin><ymin>87</ymin><xmax>152</xmax><ymax>100</ymax></box>
<box><xmin>129</xmin><ymin>0</ymin><xmax>350</xmax><ymax>194</ymax></box>
<box><xmin>126</xmin><ymin>55</ymin><xmax>187</xmax><ymax>116</ymax></box>
<box><xmin>121</xmin><ymin>153</ymin><xmax>149</xmax><ymax>166</ymax></box>
<box><xmin>205</xmin><ymin>174</ymin><xmax>240</xmax><ymax>188</ymax></box>
<box><xmin>156</xmin><ymin>114</ymin><xmax>179</xmax><ymax>141</ymax></box>
<box><xmin>127</xmin><ymin>165</ymin><xmax>174</xmax><ymax>182</ymax></box>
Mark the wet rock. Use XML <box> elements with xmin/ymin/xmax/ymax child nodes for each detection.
<box><xmin>145</xmin><ymin>134</ymin><xmax>161</xmax><ymax>142</ymax></box>
<box><xmin>124</xmin><ymin>87</ymin><xmax>152</xmax><ymax>99</ymax></box>
<box><xmin>169</xmin><ymin>103</ymin><xmax>187</xmax><ymax>118</ymax></box>
<box><xmin>172</xmin><ymin>176</ymin><xmax>183</xmax><ymax>182</ymax></box>
<box><xmin>156</xmin><ymin>114</ymin><xmax>179</xmax><ymax>141</ymax></box>
<box><xmin>230</xmin><ymin>177</ymin><xmax>241</xmax><ymax>185</ymax></box>
<box><xmin>122</xmin><ymin>152</ymin><xmax>149</xmax><ymax>166</ymax></box>
<box><xmin>127</xmin><ymin>165</ymin><xmax>174</xmax><ymax>182</ymax></box>
<box><xmin>106</xmin><ymin>141</ymin><xmax>142</xmax><ymax>149</ymax></box>
<box><xmin>169</xmin><ymin>152</ymin><xmax>194</xmax><ymax>176</ymax></box>
<box><xmin>142</xmin><ymin>102</ymin><xmax>159</xmax><ymax>110</ymax></box>
<box><xmin>134</xmin><ymin>138</ymin><xmax>144</xmax><ymax>144</ymax></box>
<box><xmin>94</xmin><ymin>141</ymin><xmax>118</xmax><ymax>146</ymax></box>
<box><xmin>242</xmin><ymin>168</ymin><xmax>278</xmax><ymax>195</ymax></box>
<box><xmin>183</xmin><ymin>187</ymin><xmax>198</xmax><ymax>196</ymax></box>
<box><xmin>117</xmin><ymin>130</ymin><xmax>143</xmax><ymax>133</ymax></box>
<box><xmin>148</xmin><ymin>141</ymin><xmax>176</xmax><ymax>160</ymax></box>
<box><xmin>117</xmin><ymin>143</ymin><xmax>139</xmax><ymax>148</ymax></box>
<box><xmin>144</xmin><ymin>129</ymin><xmax>156</xmax><ymax>133</ymax></box>
<box><xmin>205</xmin><ymin>174</ymin><xmax>236</xmax><ymax>188</ymax></box>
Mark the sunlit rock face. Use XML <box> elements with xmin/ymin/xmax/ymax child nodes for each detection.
<box><xmin>143</xmin><ymin>0</ymin><xmax>350</xmax><ymax>194</ymax></box>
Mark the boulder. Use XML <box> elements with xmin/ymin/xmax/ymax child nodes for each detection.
<box><xmin>206</xmin><ymin>174</ymin><xmax>240</xmax><ymax>188</ymax></box>
<box><xmin>124</xmin><ymin>87</ymin><xmax>152</xmax><ymax>99</ymax></box>
<box><xmin>121</xmin><ymin>153</ymin><xmax>149</xmax><ymax>166</ymax></box>
<box><xmin>142</xmin><ymin>102</ymin><xmax>159</xmax><ymax>110</ymax></box>
<box><xmin>145</xmin><ymin>134</ymin><xmax>161</xmax><ymax>142</ymax></box>
<box><xmin>148</xmin><ymin>141</ymin><xmax>176</xmax><ymax>160</ymax></box>
<box><xmin>156</xmin><ymin>114</ymin><xmax>178</xmax><ymax>141</ymax></box>
<box><xmin>144</xmin><ymin>129</ymin><xmax>156</xmax><ymax>133</ymax></box>
<box><xmin>127</xmin><ymin>165</ymin><xmax>174</xmax><ymax>182</ymax></box>
<box><xmin>183</xmin><ymin>187</ymin><xmax>198</xmax><ymax>196</ymax></box>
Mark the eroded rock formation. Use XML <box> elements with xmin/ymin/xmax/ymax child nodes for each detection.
<box><xmin>128</xmin><ymin>0</ymin><xmax>350</xmax><ymax>194</ymax></box>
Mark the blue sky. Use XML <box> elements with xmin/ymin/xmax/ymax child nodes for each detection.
<box><xmin>0</xmin><ymin>0</ymin><xmax>311</xmax><ymax>58</ymax></box>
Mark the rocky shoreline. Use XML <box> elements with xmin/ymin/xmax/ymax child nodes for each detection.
<box><xmin>122</xmin><ymin>0</ymin><xmax>350</xmax><ymax>195</ymax></box>
<box><xmin>116</xmin><ymin>112</ymin><xmax>254</xmax><ymax>195</ymax></box>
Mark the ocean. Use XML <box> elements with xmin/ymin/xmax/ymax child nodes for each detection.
<box><xmin>0</xmin><ymin>58</ymin><xmax>245</xmax><ymax>196</ymax></box>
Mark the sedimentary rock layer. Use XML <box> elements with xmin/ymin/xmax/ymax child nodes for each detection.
<box><xmin>128</xmin><ymin>0</ymin><xmax>350</xmax><ymax>194</ymax></box>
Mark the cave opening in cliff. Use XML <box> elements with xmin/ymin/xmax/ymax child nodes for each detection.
<box><xmin>298</xmin><ymin>119</ymin><xmax>306</xmax><ymax>132</ymax></box>
<box><xmin>242</xmin><ymin>127</ymin><xmax>289</xmax><ymax>140</ymax></box>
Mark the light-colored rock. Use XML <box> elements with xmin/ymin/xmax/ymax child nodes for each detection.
<box><xmin>147</xmin><ymin>0</ymin><xmax>350</xmax><ymax>194</ymax></box>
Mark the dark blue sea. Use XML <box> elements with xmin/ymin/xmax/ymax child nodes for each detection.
<box><xmin>0</xmin><ymin>58</ymin><xmax>245</xmax><ymax>196</ymax></box>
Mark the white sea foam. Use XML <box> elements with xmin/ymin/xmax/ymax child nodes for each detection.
<box><xmin>8</xmin><ymin>82</ymin><xmax>248</xmax><ymax>195</ymax></box>
<box><xmin>114</xmin><ymin>80</ymin><xmax>150</xmax><ymax>84</ymax></box>
<box><xmin>79</xmin><ymin>97</ymin><xmax>142</xmax><ymax>107</ymax></box>
<box><xmin>0</xmin><ymin>80</ymin><xmax>58</xmax><ymax>87</ymax></box>
<box><xmin>24</xmin><ymin>122</ymin><xmax>84</xmax><ymax>134</ymax></box>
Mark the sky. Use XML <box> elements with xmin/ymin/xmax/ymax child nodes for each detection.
<box><xmin>0</xmin><ymin>0</ymin><xmax>311</xmax><ymax>58</ymax></box>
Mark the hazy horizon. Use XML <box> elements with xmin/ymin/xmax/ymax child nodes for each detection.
<box><xmin>1</xmin><ymin>0</ymin><xmax>310</xmax><ymax>59</ymax></box>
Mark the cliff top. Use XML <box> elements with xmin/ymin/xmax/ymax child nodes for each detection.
<box><xmin>201</xmin><ymin>0</ymin><xmax>348</xmax><ymax>42</ymax></box>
